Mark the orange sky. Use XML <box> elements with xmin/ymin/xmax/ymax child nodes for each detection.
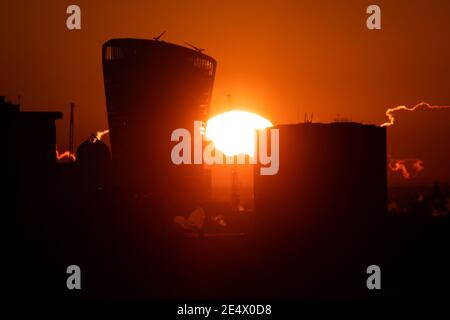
<box><xmin>1</xmin><ymin>0</ymin><xmax>449</xmax><ymax>184</ymax></box>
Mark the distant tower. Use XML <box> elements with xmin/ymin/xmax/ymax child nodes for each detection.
<box><xmin>69</xmin><ymin>103</ymin><xmax>75</xmax><ymax>155</ymax></box>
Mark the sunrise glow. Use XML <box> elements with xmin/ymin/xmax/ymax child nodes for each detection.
<box><xmin>205</xmin><ymin>110</ymin><xmax>273</xmax><ymax>157</ymax></box>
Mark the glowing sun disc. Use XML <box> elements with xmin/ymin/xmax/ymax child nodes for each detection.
<box><xmin>205</xmin><ymin>110</ymin><xmax>273</xmax><ymax>157</ymax></box>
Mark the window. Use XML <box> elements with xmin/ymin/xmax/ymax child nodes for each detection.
<box><xmin>104</xmin><ymin>46</ymin><xmax>124</xmax><ymax>60</ymax></box>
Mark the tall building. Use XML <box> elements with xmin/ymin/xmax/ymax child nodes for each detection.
<box><xmin>0</xmin><ymin>96</ymin><xmax>62</xmax><ymax>204</ymax></box>
<box><xmin>253</xmin><ymin>122</ymin><xmax>387</xmax><ymax>297</ymax></box>
<box><xmin>254</xmin><ymin>122</ymin><xmax>387</xmax><ymax>238</ymax></box>
<box><xmin>1</xmin><ymin>97</ymin><xmax>62</xmax><ymax>296</ymax></box>
<box><xmin>102</xmin><ymin>39</ymin><xmax>217</xmax><ymax>213</ymax></box>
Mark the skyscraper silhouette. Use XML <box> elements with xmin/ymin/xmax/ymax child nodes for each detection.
<box><xmin>102</xmin><ymin>39</ymin><xmax>216</xmax><ymax>214</ymax></box>
<box><xmin>254</xmin><ymin>122</ymin><xmax>387</xmax><ymax>239</ymax></box>
<box><xmin>253</xmin><ymin>122</ymin><xmax>387</xmax><ymax>297</ymax></box>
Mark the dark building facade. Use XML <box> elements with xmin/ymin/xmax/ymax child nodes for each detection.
<box><xmin>75</xmin><ymin>135</ymin><xmax>112</xmax><ymax>193</ymax></box>
<box><xmin>1</xmin><ymin>97</ymin><xmax>62</xmax><ymax>296</ymax></box>
<box><xmin>253</xmin><ymin>122</ymin><xmax>387</xmax><ymax>297</ymax></box>
<box><xmin>254</xmin><ymin>122</ymin><xmax>387</xmax><ymax>238</ymax></box>
<box><xmin>102</xmin><ymin>39</ymin><xmax>217</xmax><ymax>214</ymax></box>
<box><xmin>0</xmin><ymin>96</ymin><xmax>62</xmax><ymax>205</ymax></box>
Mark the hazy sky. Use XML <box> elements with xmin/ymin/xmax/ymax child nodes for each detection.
<box><xmin>1</xmin><ymin>0</ymin><xmax>449</xmax><ymax>183</ymax></box>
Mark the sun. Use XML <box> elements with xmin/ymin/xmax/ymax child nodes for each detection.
<box><xmin>205</xmin><ymin>110</ymin><xmax>273</xmax><ymax>157</ymax></box>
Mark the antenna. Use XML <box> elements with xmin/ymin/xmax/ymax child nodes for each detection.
<box><xmin>153</xmin><ymin>30</ymin><xmax>166</xmax><ymax>41</ymax></box>
<box><xmin>304</xmin><ymin>112</ymin><xmax>314</xmax><ymax>123</ymax></box>
<box><xmin>184</xmin><ymin>41</ymin><xmax>205</xmax><ymax>53</ymax></box>
<box><xmin>69</xmin><ymin>103</ymin><xmax>75</xmax><ymax>156</ymax></box>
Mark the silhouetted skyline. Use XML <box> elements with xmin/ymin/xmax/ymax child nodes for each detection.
<box><xmin>1</xmin><ymin>1</ymin><xmax>449</xmax><ymax>183</ymax></box>
<box><xmin>1</xmin><ymin>1</ymin><xmax>449</xmax><ymax>301</ymax></box>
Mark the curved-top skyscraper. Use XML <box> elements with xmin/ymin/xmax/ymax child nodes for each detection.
<box><xmin>102</xmin><ymin>38</ymin><xmax>216</xmax><ymax>213</ymax></box>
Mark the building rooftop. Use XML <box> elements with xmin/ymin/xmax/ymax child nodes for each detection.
<box><xmin>103</xmin><ymin>38</ymin><xmax>217</xmax><ymax>63</ymax></box>
<box><xmin>274</xmin><ymin>122</ymin><xmax>381</xmax><ymax>129</ymax></box>
<box><xmin>0</xmin><ymin>96</ymin><xmax>62</xmax><ymax>120</ymax></box>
